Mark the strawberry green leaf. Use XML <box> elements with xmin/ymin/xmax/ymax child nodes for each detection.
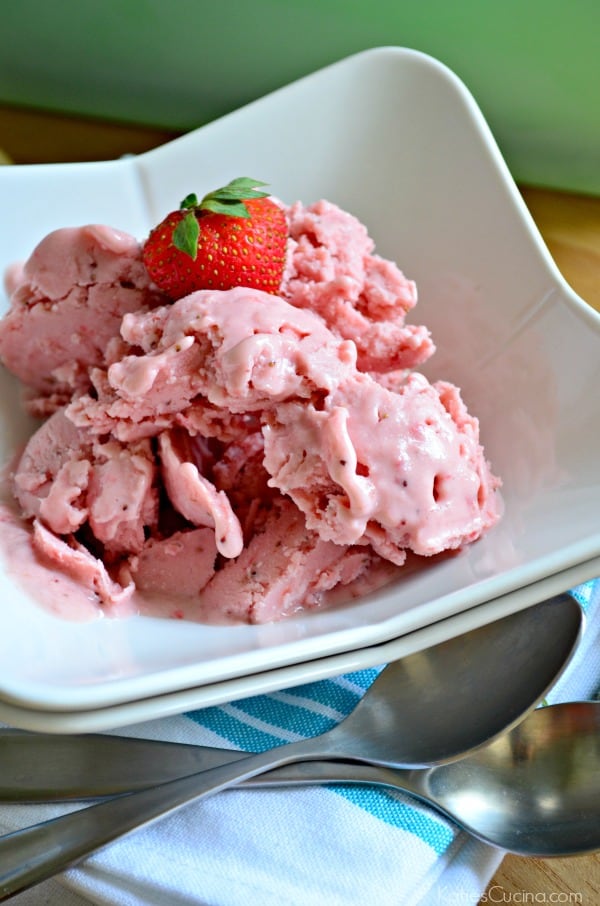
<box><xmin>172</xmin><ymin>212</ymin><xmax>200</xmax><ymax>259</ymax></box>
<box><xmin>180</xmin><ymin>193</ymin><xmax>199</xmax><ymax>210</ymax></box>
<box><xmin>200</xmin><ymin>198</ymin><xmax>252</xmax><ymax>218</ymax></box>
<box><xmin>211</xmin><ymin>186</ymin><xmax>269</xmax><ymax>201</ymax></box>
<box><xmin>197</xmin><ymin>177</ymin><xmax>271</xmax><ymax>217</ymax></box>
<box><xmin>227</xmin><ymin>177</ymin><xmax>268</xmax><ymax>190</ymax></box>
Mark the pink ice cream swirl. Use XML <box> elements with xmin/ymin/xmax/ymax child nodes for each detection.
<box><xmin>0</xmin><ymin>201</ymin><xmax>501</xmax><ymax>624</ymax></box>
<box><xmin>68</xmin><ymin>287</ymin><xmax>501</xmax><ymax>569</ymax></box>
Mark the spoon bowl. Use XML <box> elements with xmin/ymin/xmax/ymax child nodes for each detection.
<box><xmin>240</xmin><ymin>701</ymin><xmax>600</xmax><ymax>856</ymax></box>
<box><xmin>313</xmin><ymin>591</ymin><xmax>583</xmax><ymax>765</ymax></box>
<box><xmin>0</xmin><ymin>594</ymin><xmax>584</xmax><ymax>898</ymax></box>
<box><xmin>423</xmin><ymin>700</ymin><xmax>600</xmax><ymax>855</ymax></box>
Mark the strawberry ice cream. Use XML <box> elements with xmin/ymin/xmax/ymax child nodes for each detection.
<box><xmin>284</xmin><ymin>200</ymin><xmax>434</xmax><ymax>374</ymax></box>
<box><xmin>0</xmin><ymin>197</ymin><xmax>501</xmax><ymax>623</ymax></box>
<box><xmin>0</xmin><ymin>225</ymin><xmax>166</xmax><ymax>417</ymax></box>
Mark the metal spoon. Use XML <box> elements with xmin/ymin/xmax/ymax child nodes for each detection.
<box><xmin>0</xmin><ymin>705</ymin><xmax>598</xmax><ymax>902</ymax></box>
<box><xmin>0</xmin><ymin>594</ymin><xmax>584</xmax><ymax>899</ymax></box>
<box><xmin>5</xmin><ymin>702</ymin><xmax>597</xmax><ymax>862</ymax></box>
<box><xmin>257</xmin><ymin>701</ymin><xmax>600</xmax><ymax>856</ymax></box>
<box><xmin>0</xmin><ymin>594</ymin><xmax>584</xmax><ymax>803</ymax></box>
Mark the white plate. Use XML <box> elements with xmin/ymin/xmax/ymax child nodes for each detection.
<box><xmin>0</xmin><ymin>47</ymin><xmax>599</xmax><ymax>722</ymax></box>
<box><xmin>0</xmin><ymin>554</ymin><xmax>598</xmax><ymax>734</ymax></box>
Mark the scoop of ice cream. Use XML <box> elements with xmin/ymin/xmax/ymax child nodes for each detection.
<box><xmin>68</xmin><ymin>287</ymin><xmax>500</xmax><ymax>565</ymax></box>
<box><xmin>263</xmin><ymin>371</ymin><xmax>501</xmax><ymax>559</ymax></box>
<box><xmin>13</xmin><ymin>407</ymin><xmax>159</xmax><ymax>555</ymax></box>
<box><xmin>0</xmin><ymin>225</ymin><xmax>166</xmax><ymax>413</ymax></box>
<box><xmin>198</xmin><ymin>498</ymin><xmax>375</xmax><ymax>623</ymax></box>
<box><xmin>66</xmin><ymin>286</ymin><xmax>359</xmax><ymax>441</ymax></box>
<box><xmin>282</xmin><ymin>200</ymin><xmax>435</xmax><ymax>373</ymax></box>
<box><xmin>115</xmin><ymin>286</ymin><xmax>357</xmax><ymax>409</ymax></box>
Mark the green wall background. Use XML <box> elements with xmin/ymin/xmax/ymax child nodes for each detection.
<box><xmin>0</xmin><ymin>0</ymin><xmax>598</xmax><ymax>194</ymax></box>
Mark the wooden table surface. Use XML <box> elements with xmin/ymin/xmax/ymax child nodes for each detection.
<box><xmin>1</xmin><ymin>103</ymin><xmax>599</xmax><ymax>903</ymax></box>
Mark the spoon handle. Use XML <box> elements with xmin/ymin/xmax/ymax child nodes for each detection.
<box><xmin>0</xmin><ymin>731</ymin><xmax>248</xmax><ymax>802</ymax></box>
<box><xmin>0</xmin><ymin>736</ymin><xmax>335</xmax><ymax>900</ymax></box>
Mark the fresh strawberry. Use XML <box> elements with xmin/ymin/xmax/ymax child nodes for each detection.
<box><xmin>142</xmin><ymin>177</ymin><xmax>288</xmax><ymax>299</ymax></box>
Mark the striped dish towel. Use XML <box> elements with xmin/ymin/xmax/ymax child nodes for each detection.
<box><xmin>2</xmin><ymin>579</ymin><xmax>599</xmax><ymax>906</ymax></box>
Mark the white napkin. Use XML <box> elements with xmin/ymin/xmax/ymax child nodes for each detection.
<box><xmin>2</xmin><ymin>579</ymin><xmax>599</xmax><ymax>906</ymax></box>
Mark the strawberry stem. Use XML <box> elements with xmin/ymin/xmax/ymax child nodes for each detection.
<box><xmin>173</xmin><ymin>178</ymin><xmax>271</xmax><ymax>258</ymax></box>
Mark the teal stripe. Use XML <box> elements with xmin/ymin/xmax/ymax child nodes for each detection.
<box><xmin>283</xmin><ymin>678</ymin><xmax>362</xmax><ymax>716</ymax></box>
<box><xmin>185</xmin><ymin>705</ymin><xmax>286</xmax><ymax>752</ymax></box>
<box><xmin>184</xmin><ymin>667</ymin><xmax>383</xmax><ymax>750</ymax></box>
<box><xmin>331</xmin><ymin>785</ymin><xmax>456</xmax><ymax>855</ymax></box>
<box><xmin>185</xmin><ymin>668</ymin><xmax>385</xmax><ymax>751</ymax></box>
<box><xmin>342</xmin><ymin>667</ymin><xmax>383</xmax><ymax>690</ymax></box>
<box><xmin>233</xmin><ymin>695</ymin><xmax>337</xmax><ymax>738</ymax></box>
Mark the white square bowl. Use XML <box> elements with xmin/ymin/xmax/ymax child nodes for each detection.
<box><xmin>0</xmin><ymin>47</ymin><xmax>599</xmax><ymax>725</ymax></box>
